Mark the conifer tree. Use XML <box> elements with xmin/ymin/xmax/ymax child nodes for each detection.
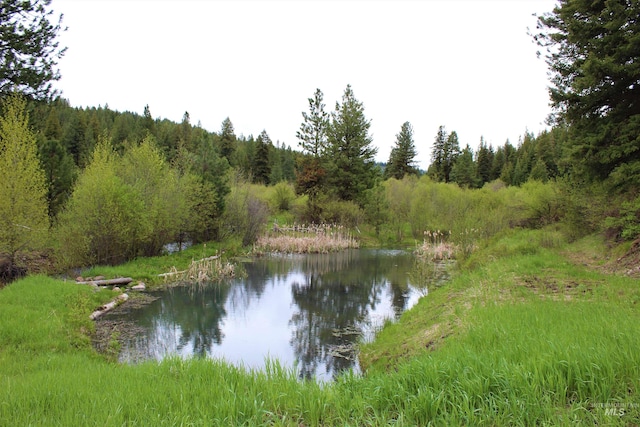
<box><xmin>385</xmin><ymin>121</ymin><xmax>418</xmax><ymax>180</ymax></box>
<box><xmin>253</xmin><ymin>130</ymin><xmax>272</xmax><ymax>185</ymax></box>
<box><xmin>429</xmin><ymin>126</ymin><xmax>459</xmax><ymax>182</ymax></box>
<box><xmin>450</xmin><ymin>144</ymin><xmax>477</xmax><ymax>188</ymax></box>
<box><xmin>219</xmin><ymin>117</ymin><xmax>236</xmax><ymax>163</ymax></box>
<box><xmin>0</xmin><ymin>0</ymin><xmax>66</xmax><ymax>99</ymax></box>
<box><xmin>326</xmin><ymin>84</ymin><xmax>378</xmax><ymax>202</ymax></box>
<box><xmin>297</xmin><ymin>88</ymin><xmax>329</xmax><ymax>157</ymax></box>
<box><xmin>296</xmin><ymin>89</ymin><xmax>329</xmax><ymax>204</ymax></box>
<box><xmin>38</xmin><ymin>137</ymin><xmax>76</xmax><ymax>219</ymax></box>
<box><xmin>535</xmin><ymin>0</ymin><xmax>640</xmax><ymax>188</ymax></box>
<box><xmin>476</xmin><ymin>138</ymin><xmax>494</xmax><ymax>185</ymax></box>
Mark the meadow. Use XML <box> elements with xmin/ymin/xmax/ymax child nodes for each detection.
<box><xmin>1</xmin><ymin>228</ymin><xmax>638</xmax><ymax>425</ymax></box>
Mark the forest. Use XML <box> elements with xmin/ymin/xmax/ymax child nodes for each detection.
<box><xmin>0</xmin><ymin>85</ymin><xmax>580</xmax><ymax>278</ymax></box>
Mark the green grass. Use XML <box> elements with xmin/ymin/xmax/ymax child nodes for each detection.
<box><xmin>80</xmin><ymin>239</ymin><xmax>243</xmax><ymax>287</ymax></box>
<box><xmin>1</xmin><ymin>229</ymin><xmax>639</xmax><ymax>425</ymax></box>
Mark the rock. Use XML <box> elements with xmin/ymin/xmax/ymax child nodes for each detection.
<box><xmin>113</xmin><ymin>286</ymin><xmax>121</xmax><ymax>292</ymax></box>
<box><xmin>76</xmin><ymin>276</ymin><xmax>84</xmax><ymax>282</ymax></box>
<box><xmin>94</xmin><ymin>275</ymin><xmax>105</xmax><ymax>281</ymax></box>
<box><xmin>131</xmin><ymin>282</ymin><xmax>146</xmax><ymax>291</ymax></box>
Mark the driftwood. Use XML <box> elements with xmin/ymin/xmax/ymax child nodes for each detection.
<box><xmin>76</xmin><ymin>277</ymin><xmax>133</xmax><ymax>286</ymax></box>
<box><xmin>90</xmin><ymin>293</ymin><xmax>129</xmax><ymax>320</ymax></box>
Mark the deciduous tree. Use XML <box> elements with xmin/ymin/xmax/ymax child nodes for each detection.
<box><xmin>0</xmin><ymin>94</ymin><xmax>49</xmax><ymax>266</ymax></box>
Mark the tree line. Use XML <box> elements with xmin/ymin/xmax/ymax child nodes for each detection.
<box><xmin>1</xmin><ymin>0</ymin><xmax>640</xmax><ymax>278</ymax></box>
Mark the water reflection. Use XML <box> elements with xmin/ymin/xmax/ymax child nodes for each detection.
<box><xmin>115</xmin><ymin>249</ymin><xmax>449</xmax><ymax>380</ymax></box>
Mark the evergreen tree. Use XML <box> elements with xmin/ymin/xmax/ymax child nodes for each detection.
<box><xmin>385</xmin><ymin>121</ymin><xmax>418</xmax><ymax>180</ymax></box>
<box><xmin>44</xmin><ymin>107</ymin><xmax>62</xmax><ymax>140</ymax></box>
<box><xmin>0</xmin><ymin>0</ymin><xmax>66</xmax><ymax>99</ymax></box>
<box><xmin>326</xmin><ymin>84</ymin><xmax>378</xmax><ymax>203</ymax></box>
<box><xmin>429</xmin><ymin>126</ymin><xmax>459</xmax><ymax>182</ymax></box>
<box><xmin>38</xmin><ymin>137</ymin><xmax>76</xmax><ymax>219</ymax></box>
<box><xmin>143</xmin><ymin>104</ymin><xmax>155</xmax><ymax>136</ymax></box>
<box><xmin>529</xmin><ymin>158</ymin><xmax>549</xmax><ymax>182</ymax></box>
<box><xmin>296</xmin><ymin>89</ymin><xmax>330</xmax><ymax>202</ymax></box>
<box><xmin>492</xmin><ymin>146</ymin><xmax>506</xmax><ymax>181</ymax></box>
<box><xmin>219</xmin><ymin>117</ymin><xmax>236</xmax><ymax>163</ymax></box>
<box><xmin>535</xmin><ymin>0</ymin><xmax>640</xmax><ymax>188</ymax></box>
<box><xmin>429</xmin><ymin>125</ymin><xmax>447</xmax><ymax>181</ymax></box>
<box><xmin>297</xmin><ymin>88</ymin><xmax>329</xmax><ymax>157</ymax></box>
<box><xmin>443</xmin><ymin>131</ymin><xmax>460</xmax><ymax>182</ymax></box>
<box><xmin>253</xmin><ymin>130</ymin><xmax>272</xmax><ymax>185</ymax></box>
<box><xmin>476</xmin><ymin>138</ymin><xmax>494</xmax><ymax>185</ymax></box>
<box><xmin>450</xmin><ymin>144</ymin><xmax>477</xmax><ymax>188</ymax></box>
<box><xmin>0</xmin><ymin>95</ymin><xmax>49</xmax><ymax>267</ymax></box>
<box><xmin>62</xmin><ymin>113</ymin><xmax>86</xmax><ymax>166</ymax></box>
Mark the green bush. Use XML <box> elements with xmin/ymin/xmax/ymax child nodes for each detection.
<box><xmin>605</xmin><ymin>195</ymin><xmax>640</xmax><ymax>241</ymax></box>
<box><xmin>270</xmin><ymin>181</ymin><xmax>296</xmax><ymax>212</ymax></box>
<box><xmin>319</xmin><ymin>197</ymin><xmax>364</xmax><ymax>228</ymax></box>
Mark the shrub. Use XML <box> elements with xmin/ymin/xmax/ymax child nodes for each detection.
<box><xmin>605</xmin><ymin>195</ymin><xmax>640</xmax><ymax>241</ymax></box>
<box><xmin>270</xmin><ymin>181</ymin><xmax>296</xmax><ymax>212</ymax></box>
<box><xmin>319</xmin><ymin>197</ymin><xmax>364</xmax><ymax>228</ymax></box>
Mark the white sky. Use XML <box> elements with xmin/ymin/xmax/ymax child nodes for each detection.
<box><xmin>54</xmin><ymin>0</ymin><xmax>557</xmax><ymax>170</ymax></box>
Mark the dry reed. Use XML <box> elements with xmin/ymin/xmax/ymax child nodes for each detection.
<box><xmin>254</xmin><ymin>223</ymin><xmax>359</xmax><ymax>254</ymax></box>
<box><xmin>161</xmin><ymin>255</ymin><xmax>236</xmax><ymax>285</ymax></box>
<box><xmin>416</xmin><ymin>230</ymin><xmax>456</xmax><ymax>261</ymax></box>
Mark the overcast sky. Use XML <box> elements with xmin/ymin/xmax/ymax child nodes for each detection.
<box><xmin>54</xmin><ymin>0</ymin><xmax>558</xmax><ymax>170</ymax></box>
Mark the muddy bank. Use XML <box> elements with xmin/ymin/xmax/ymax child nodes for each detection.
<box><xmin>93</xmin><ymin>292</ymin><xmax>159</xmax><ymax>356</ymax></box>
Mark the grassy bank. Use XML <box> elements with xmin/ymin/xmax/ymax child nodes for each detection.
<box><xmin>1</xmin><ymin>229</ymin><xmax>639</xmax><ymax>425</ymax></box>
<box><xmin>77</xmin><ymin>239</ymin><xmax>242</xmax><ymax>288</ymax></box>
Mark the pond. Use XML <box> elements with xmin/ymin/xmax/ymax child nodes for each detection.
<box><xmin>113</xmin><ymin>249</ymin><xmax>449</xmax><ymax>380</ymax></box>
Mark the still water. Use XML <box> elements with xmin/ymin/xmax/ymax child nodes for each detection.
<box><xmin>116</xmin><ymin>249</ymin><xmax>447</xmax><ymax>380</ymax></box>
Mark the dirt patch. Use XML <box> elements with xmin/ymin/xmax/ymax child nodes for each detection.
<box><xmin>562</xmin><ymin>236</ymin><xmax>640</xmax><ymax>278</ymax></box>
<box><xmin>515</xmin><ymin>275</ymin><xmax>601</xmax><ymax>300</ymax></box>
<box><xmin>612</xmin><ymin>238</ymin><xmax>640</xmax><ymax>277</ymax></box>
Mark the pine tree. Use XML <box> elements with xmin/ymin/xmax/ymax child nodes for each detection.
<box><xmin>253</xmin><ymin>130</ymin><xmax>272</xmax><ymax>185</ymax></box>
<box><xmin>535</xmin><ymin>0</ymin><xmax>640</xmax><ymax>188</ymax></box>
<box><xmin>429</xmin><ymin>126</ymin><xmax>459</xmax><ymax>182</ymax></box>
<box><xmin>38</xmin><ymin>137</ymin><xmax>76</xmax><ymax>219</ymax></box>
<box><xmin>385</xmin><ymin>121</ymin><xmax>418</xmax><ymax>179</ymax></box>
<box><xmin>326</xmin><ymin>85</ymin><xmax>378</xmax><ymax>203</ymax></box>
<box><xmin>476</xmin><ymin>138</ymin><xmax>494</xmax><ymax>185</ymax></box>
<box><xmin>429</xmin><ymin>125</ymin><xmax>447</xmax><ymax>181</ymax></box>
<box><xmin>219</xmin><ymin>117</ymin><xmax>236</xmax><ymax>163</ymax></box>
<box><xmin>450</xmin><ymin>145</ymin><xmax>477</xmax><ymax>188</ymax></box>
<box><xmin>297</xmin><ymin>88</ymin><xmax>329</xmax><ymax>157</ymax></box>
<box><xmin>0</xmin><ymin>95</ymin><xmax>49</xmax><ymax>267</ymax></box>
<box><xmin>443</xmin><ymin>131</ymin><xmax>460</xmax><ymax>182</ymax></box>
<box><xmin>143</xmin><ymin>104</ymin><xmax>155</xmax><ymax>136</ymax></box>
<box><xmin>0</xmin><ymin>0</ymin><xmax>67</xmax><ymax>99</ymax></box>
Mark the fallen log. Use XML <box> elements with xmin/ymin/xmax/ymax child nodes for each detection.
<box><xmin>90</xmin><ymin>293</ymin><xmax>129</xmax><ymax>320</ymax></box>
<box><xmin>76</xmin><ymin>277</ymin><xmax>133</xmax><ymax>286</ymax></box>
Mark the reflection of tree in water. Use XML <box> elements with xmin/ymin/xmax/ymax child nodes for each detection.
<box><xmin>134</xmin><ymin>284</ymin><xmax>230</xmax><ymax>358</ymax></box>
<box><xmin>289</xmin><ymin>250</ymin><xmax>416</xmax><ymax>380</ymax></box>
<box><xmin>225</xmin><ymin>261</ymin><xmax>273</xmax><ymax>312</ymax></box>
